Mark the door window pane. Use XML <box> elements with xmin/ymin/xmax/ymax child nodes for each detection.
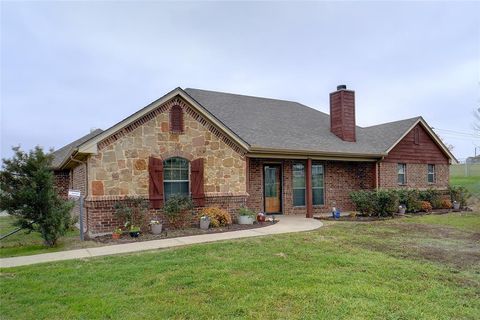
<box><xmin>265</xmin><ymin>167</ymin><xmax>277</xmax><ymax>197</ymax></box>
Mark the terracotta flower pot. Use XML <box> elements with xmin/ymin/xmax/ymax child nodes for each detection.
<box><xmin>112</xmin><ymin>233</ymin><xmax>121</xmax><ymax>240</ymax></box>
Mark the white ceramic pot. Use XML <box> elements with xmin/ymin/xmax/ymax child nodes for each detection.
<box><xmin>151</xmin><ymin>224</ymin><xmax>163</xmax><ymax>235</ymax></box>
<box><xmin>453</xmin><ymin>202</ymin><xmax>460</xmax><ymax>210</ymax></box>
<box><xmin>238</xmin><ymin>215</ymin><xmax>254</xmax><ymax>225</ymax></box>
<box><xmin>200</xmin><ymin>219</ymin><xmax>210</xmax><ymax>230</ymax></box>
<box><xmin>398</xmin><ymin>207</ymin><xmax>406</xmax><ymax>215</ymax></box>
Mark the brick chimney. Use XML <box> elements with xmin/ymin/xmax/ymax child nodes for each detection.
<box><xmin>330</xmin><ymin>84</ymin><xmax>356</xmax><ymax>142</ymax></box>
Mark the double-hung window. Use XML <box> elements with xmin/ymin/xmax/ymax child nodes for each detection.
<box><xmin>427</xmin><ymin>164</ymin><xmax>435</xmax><ymax>183</ymax></box>
<box><xmin>312</xmin><ymin>163</ymin><xmax>325</xmax><ymax>205</ymax></box>
<box><xmin>292</xmin><ymin>162</ymin><xmax>306</xmax><ymax>206</ymax></box>
<box><xmin>163</xmin><ymin>157</ymin><xmax>189</xmax><ymax>201</ymax></box>
<box><xmin>397</xmin><ymin>163</ymin><xmax>407</xmax><ymax>185</ymax></box>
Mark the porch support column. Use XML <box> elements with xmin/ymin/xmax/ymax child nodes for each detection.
<box><xmin>306</xmin><ymin>158</ymin><xmax>313</xmax><ymax>218</ymax></box>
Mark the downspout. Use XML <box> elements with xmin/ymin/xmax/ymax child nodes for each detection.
<box><xmin>70</xmin><ymin>154</ymin><xmax>89</xmax><ymax>235</ymax></box>
<box><xmin>375</xmin><ymin>156</ymin><xmax>384</xmax><ymax>191</ymax></box>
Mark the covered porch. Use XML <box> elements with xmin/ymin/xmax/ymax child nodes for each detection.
<box><xmin>245</xmin><ymin>157</ymin><xmax>377</xmax><ymax>217</ymax></box>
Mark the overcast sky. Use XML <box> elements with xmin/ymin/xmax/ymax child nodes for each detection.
<box><xmin>1</xmin><ymin>1</ymin><xmax>479</xmax><ymax>161</ymax></box>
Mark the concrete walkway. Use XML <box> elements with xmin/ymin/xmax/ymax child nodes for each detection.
<box><xmin>0</xmin><ymin>215</ymin><xmax>322</xmax><ymax>268</ymax></box>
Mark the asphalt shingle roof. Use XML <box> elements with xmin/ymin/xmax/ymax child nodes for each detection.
<box><xmin>51</xmin><ymin>129</ymin><xmax>103</xmax><ymax>169</ymax></box>
<box><xmin>185</xmin><ymin>88</ymin><xmax>420</xmax><ymax>155</ymax></box>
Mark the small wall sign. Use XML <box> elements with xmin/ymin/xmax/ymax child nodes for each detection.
<box><xmin>68</xmin><ymin>190</ymin><xmax>81</xmax><ymax>199</ymax></box>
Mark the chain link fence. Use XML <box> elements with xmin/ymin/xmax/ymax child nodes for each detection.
<box><xmin>451</xmin><ymin>161</ymin><xmax>480</xmax><ymax>177</ymax></box>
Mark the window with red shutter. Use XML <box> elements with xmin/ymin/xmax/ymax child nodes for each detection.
<box><xmin>170</xmin><ymin>105</ymin><xmax>183</xmax><ymax>133</ymax></box>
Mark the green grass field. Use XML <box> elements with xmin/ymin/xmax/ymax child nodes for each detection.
<box><xmin>0</xmin><ymin>216</ymin><xmax>99</xmax><ymax>258</ymax></box>
<box><xmin>1</xmin><ymin>212</ymin><xmax>479</xmax><ymax>319</ymax></box>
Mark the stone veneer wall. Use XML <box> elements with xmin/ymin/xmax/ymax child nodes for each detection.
<box><xmin>87</xmin><ymin>98</ymin><xmax>246</xmax><ymax>198</ymax></box>
<box><xmin>84</xmin><ymin>97</ymin><xmax>247</xmax><ymax>234</ymax></box>
<box><xmin>378</xmin><ymin>162</ymin><xmax>449</xmax><ymax>189</ymax></box>
<box><xmin>247</xmin><ymin>158</ymin><xmax>376</xmax><ymax>215</ymax></box>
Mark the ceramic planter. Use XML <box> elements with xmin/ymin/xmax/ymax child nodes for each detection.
<box><xmin>112</xmin><ymin>233</ymin><xmax>121</xmax><ymax>240</ymax></box>
<box><xmin>398</xmin><ymin>206</ymin><xmax>406</xmax><ymax>215</ymax></box>
<box><xmin>200</xmin><ymin>219</ymin><xmax>210</xmax><ymax>230</ymax></box>
<box><xmin>129</xmin><ymin>231</ymin><xmax>140</xmax><ymax>238</ymax></box>
<box><xmin>238</xmin><ymin>215</ymin><xmax>254</xmax><ymax>225</ymax></box>
<box><xmin>151</xmin><ymin>224</ymin><xmax>162</xmax><ymax>235</ymax></box>
<box><xmin>453</xmin><ymin>202</ymin><xmax>460</xmax><ymax>210</ymax></box>
<box><xmin>256</xmin><ymin>212</ymin><xmax>266</xmax><ymax>222</ymax></box>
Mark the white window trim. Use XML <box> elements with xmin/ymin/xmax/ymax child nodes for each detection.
<box><xmin>427</xmin><ymin>164</ymin><xmax>436</xmax><ymax>184</ymax></box>
<box><xmin>163</xmin><ymin>158</ymin><xmax>191</xmax><ymax>201</ymax></box>
<box><xmin>397</xmin><ymin>163</ymin><xmax>407</xmax><ymax>185</ymax></box>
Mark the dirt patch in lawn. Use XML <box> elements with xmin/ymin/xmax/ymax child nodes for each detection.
<box><xmin>352</xmin><ymin>222</ymin><xmax>480</xmax><ymax>271</ymax></box>
<box><xmin>93</xmin><ymin>221</ymin><xmax>277</xmax><ymax>244</ymax></box>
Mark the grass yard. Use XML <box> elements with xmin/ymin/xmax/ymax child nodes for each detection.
<box><xmin>450</xmin><ymin>176</ymin><xmax>480</xmax><ymax>197</ymax></box>
<box><xmin>1</xmin><ymin>212</ymin><xmax>479</xmax><ymax>319</ymax></box>
<box><xmin>0</xmin><ymin>216</ymin><xmax>100</xmax><ymax>258</ymax></box>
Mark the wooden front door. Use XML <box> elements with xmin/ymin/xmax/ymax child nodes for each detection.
<box><xmin>264</xmin><ymin>164</ymin><xmax>282</xmax><ymax>214</ymax></box>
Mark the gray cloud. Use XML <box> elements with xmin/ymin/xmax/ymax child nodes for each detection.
<box><xmin>1</xmin><ymin>1</ymin><xmax>479</xmax><ymax>160</ymax></box>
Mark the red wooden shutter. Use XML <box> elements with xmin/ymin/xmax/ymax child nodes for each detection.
<box><xmin>191</xmin><ymin>158</ymin><xmax>205</xmax><ymax>206</ymax></box>
<box><xmin>148</xmin><ymin>157</ymin><xmax>164</xmax><ymax>209</ymax></box>
<box><xmin>170</xmin><ymin>105</ymin><xmax>183</xmax><ymax>132</ymax></box>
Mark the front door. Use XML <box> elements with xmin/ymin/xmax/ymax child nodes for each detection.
<box><xmin>264</xmin><ymin>164</ymin><xmax>282</xmax><ymax>214</ymax></box>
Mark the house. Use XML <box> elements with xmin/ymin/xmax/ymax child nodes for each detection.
<box><xmin>52</xmin><ymin>85</ymin><xmax>456</xmax><ymax>235</ymax></box>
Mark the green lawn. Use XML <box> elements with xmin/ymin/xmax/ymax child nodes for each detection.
<box><xmin>450</xmin><ymin>176</ymin><xmax>480</xmax><ymax>196</ymax></box>
<box><xmin>1</xmin><ymin>212</ymin><xmax>479</xmax><ymax>319</ymax></box>
<box><xmin>0</xmin><ymin>216</ymin><xmax>100</xmax><ymax>258</ymax></box>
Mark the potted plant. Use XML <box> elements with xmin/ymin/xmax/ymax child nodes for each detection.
<box><xmin>398</xmin><ymin>205</ymin><xmax>406</xmax><ymax>215</ymax></box>
<box><xmin>453</xmin><ymin>201</ymin><xmax>460</xmax><ymax>210</ymax></box>
<box><xmin>112</xmin><ymin>227</ymin><xmax>122</xmax><ymax>240</ymax></box>
<box><xmin>238</xmin><ymin>207</ymin><xmax>255</xmax><ymax>225</ymax></box>
<box><xmin>256</xmin><ymin>212</ymin><xmax>266</xmax><ymax>223</ymax></box>
<box><xmin>127</xmin><ymin>223</ymin><xmax>141</xmax><ymax>237</ymax></box>
<box><xmin>149</xmin><ymin>219</ymin><xmax>162</xmax><ymax>235</ymax></box>
<box><xmin>199</xmin><ymin>215</ymin><xmax>210</xmax><ymax>230</ymax></box>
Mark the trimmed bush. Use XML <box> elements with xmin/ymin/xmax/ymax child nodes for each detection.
<box><xmin>375</xmin><ymin>190</ymin><xmax>399</xmax><ymax>217</ymax></box>
<box><xmin>200</xmin><ymin>207</ymin><xmax>232</xmax><ymax>227</ymax></box>
<box><xmin>419</xmin><ymin>189</ymin><xmax>441</xmax><ymax>209</ymax></box>
<box><xmin>163</xmin><ymin>195</ymin><xmax>194</xmax><ymax>229</ymax></box>
<box><xmin>440</xmin><ymin>199</ymin><xmax>452</xmax><ymax>209</ymax></box>
<box><xmin>396</xmin><ymin>189</ymin><xmax>421</xmax><ymax>213</ymax></box>
<box><xmin>449</xmin><ymin>186</ymin><xmax>470</xmax><ymax>208</ymax></box>
<box><xmin>349</xmin><ymin>190</ymin><xmax>375</xmax><ymax>216</ymax></box>
<box><xmin>420</xmin><ymin>201</ymin><xmax>432</xmax><ymax>213</ymax></box>
<box><xmin>350</xmin><ymin>190</ymin><xmax>399</xmax><ymax>217</ymax></box>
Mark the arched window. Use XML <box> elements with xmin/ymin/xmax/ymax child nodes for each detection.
<box><xmin>170</xmin><ymin>105</ymin><xmax>184</xmax><ymax>132</ymax></box>
<box><xmin>163</xmin><ymin>157</ymin><xmax>189</xmax><ymax>201</ymax></box>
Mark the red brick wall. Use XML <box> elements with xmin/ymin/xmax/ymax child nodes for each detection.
<box><xmin>53</xmin><ymin>170</ymin><xmax>70</xmax><ymax>199</ymax></box>
<box><xmin>378</xmin><ymin>162</ymin><xmax>449</xmax><ymax>189</ymax></box>
<box><xmin>247</xmin><ymin>158</ymin><xmax>375</xmax><ymax>215</ymax></box>
<box><xmin>85</xmin><ymin>194</ymin><xmax>247</xmax><ymax>235</ymax></box>
<box><xmin>330</xmin><ymin>89</ymin><xmax>356</xmax><ymax>142</ymax></box>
